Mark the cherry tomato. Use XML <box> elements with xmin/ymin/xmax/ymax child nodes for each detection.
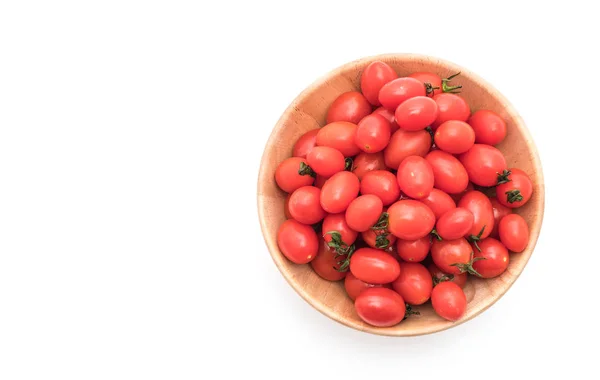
<box><xmin>352</xmin><ymin>151</ymin><xmax>386</xmax><ymax>180</ymax></box>
<box><xmin>316</xmin><ymin>121</ymin><xmax>361</xmax><ymax>157</ymax></box>
<box><xmin>408</xmin><ymin>72</ymin><xmax>442</xmax><ymax>97</ymax></box>
<box><xmin>344</xmin><ymin>272</ymin><xmax>385</xmax><ymax>301</ymax></box>
<box><xmin>490</xmin><ymin>197</ymin><xmax>511</xmax><ymax>238</ymax></box>
<box><xmin>362</xmin><ymin>228</ymin><xmax>397</xmax><ymax>250</ymax></box>
<box><xmin>355</xmin><ymin>287</ymin><xmax>406</xmax><ymax>327</ymax></box>
<box><xmin>322</xmin><ymin>213</ymin><xmax>358</xmax><ymax>245</ymax></box>
<box><xmin>292</xmin><ymin>129</ymin><xmax>319</xmax><ymax>158</ymax></box>
<box><xmin>495</xmin><ymin>168</ymin><xmax>533</xmax><ymax>208</ymax></box>
<box><xmin>277</xmin><ymin>219</ymin><xmax>319</xmax><ymax>264</ymax></box>
<box><xmin>498</xmin><ymin>214</ymin><xmax>529</xmax><ymax>252</ymax></box>
<box><xmin>378</xmin><ymin>77</ymin><xmax>426</xmax><ymax>111</ymax></box>
<box><xmin>350</xmin><ymin>248</ymin><xmax>401</xmax><ymax>284</ymax></box>
<box><xmin>471</xmin><ymin>238</ymin><xmax>509</xmax><ymax>278</ymax></box>
<box><xmin>396</xmin><ymin>236</ymin><xmax>430</xmax><ymax>262</ymax></box>
<box><xmin>391</xmin><ymin>262</ymin><xmax>432</xmax><ymax>305</ymax></box>
<box><xmin>306</xmin><ymin>146</ymin><xmax>345</xmax><ymax>177</ymax></box>
<box><xmin>458</xmin><ymin>190</ymin><xmax>494</xmax><ymax>240</ymax></box>
<box><xmin>428</xmin><ymin>263</ymin><xmax>467</xmax><ymax>288</ymax></box>
<box><xmin>396</xmin><ymin>156</ymin><xmax>434</xmax><ymax>199</ymax></box>
<box><xmin>360</xmin><ymin>61</ymin><xmax>398</xmax><ymax>106</ymax></box>
<box><xmin>425</xmin><ymin>150</ymin><xmax>469</xmax><ymax>194</ymax></box>
<box><xmin>431</xmin><ymin>238</ymin><xmax>472</xmax><ymax>275</ymax></box>
<box><xmin>275</xmin><ymin>157</ymin><xmax>315</xmax><ymax>193</ymax></box>
<box><xmin>459</xmin><ymin>144</ymin><xmax>507</xmax><ymax>187</ymax></box>
<box><xmin>431</xmin><ymin>281</ymin><xmax>466</xmax><ymax>321</ymax></box>
<box><xmin>434</xmin><ymin>120</ymin><xmax>475</xmax><ymax>154</ymax></box>
<box><xmin>284</xmin><ymin>193</ymin><xmax>292</xmax><ymax>219</ymax></box>
<box><xmin>468</xmin><ymin>110</ymin><xmax>506</xmax><ymax>145</ymax></box>
<box><xmin>384</xmin><ymin>129</ymin><xmax>431</xmax><ymax>170</ymax></box>
<box><xmin>320</xmin><ymin>171</ymin><xmax>360</xmax><ymax>213</ymax></box>
<box><xmin>436</xmin><ymin>208</ymin><xmax>474</xmax><ymax>240</ymax></box>
<box><xmin>355</xmin><ymin>114</ymin><xmax>391</xmax><ymax>153</ymax></box>
<box><xmin>421</xmin><ymin>188</ymin><xmax>456</xmax><ymax>220</ymax></box>
<box><xmin>326</xmin><ymin>91</ymin><xmax>371</xmax><ymax>124</ymax></box>
<box><xmin>310</xmin><ymin>239</ymin><xmax>347</xmax><ymax>281</ymax></box>
<box><xmin>388</xmin><ymin>200</ymin><xmax>435</xmax><ymax>240</ymax></box>
<box><xmin>345</xmin><ymin>195</ymin><xmax>384</xmax><ymax>232</ymax></box>
<box><xmin>360</xmin><ymin>170</ymin><xmax>401</xmax><ymax>206</ymax></box>
<box><xmin>288</xmin><ymin>186</ymin><xmax>326</xmax><ymax>225</ymax></box>
<box><xmin>431</xmin><ymin>93</ymin><xmax>470</xmax><ymax>129</ymax></box>
<box><xmin>372</xmin><ymin>106</ymin><xmax>399</xmax><ymax>134</ymax></box>
<box><xmin>394</xmin><ymin>96</ymin><xmax>438</xmax><ymax>131</ymax></box>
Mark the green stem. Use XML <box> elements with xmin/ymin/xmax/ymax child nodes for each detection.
<box><xmin>298</xmin><ymin>162</ymin><xmax>316</xmax><ymax>177</ymax></box>
<box><xmin>506</xmin><ymin>190</ymin><xmax>523</xmax><ymax>203</ymax></box>
<box><xmin>497</xmin><ymin>170</ymin><xmax>512</xmax><ymax>185</ymax></box>
<box><xmin>442</xmin><ymin>72</ymin><xmax>462</xmax><ymax>93</ymax></box>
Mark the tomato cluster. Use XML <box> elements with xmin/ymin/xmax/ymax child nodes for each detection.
<box><xmin>274</xmin><ymin>61</ymin><xmax>533</xmax><ymax>327</ymax></box>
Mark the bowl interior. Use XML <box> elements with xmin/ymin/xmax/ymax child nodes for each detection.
<box><xmin>257</xmin><ymin>54</ymin><xmax>544</xmax><ymax>336</ymax></box>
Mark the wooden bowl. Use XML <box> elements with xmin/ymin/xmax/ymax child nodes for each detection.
<box><xmin>257</xmin><ymin>53</ymin><xmax>544</xmax><ymax>336</ymax></box>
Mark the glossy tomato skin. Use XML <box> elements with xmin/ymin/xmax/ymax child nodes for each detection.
<box><xmin>436</xmin><ymin>208</ymin><xmax>474</xmax><ymax>240</ymax></box>
<box><xmin>350</xmin><ymin>248</ymin><xmax>401</xmax><ymax>284</ymax></box>
<box><xmin>394</xmin><ymin>96</ymin><xmax>439</xmax><ymax>131</ymax></box>
<box><xmin>396</xmin><ymin>156</ymin><xmax>434</xmax><ymax>199</ymax></box>
<box><xmin>311</xmin><ymin>239</ymin><xmax>347</xmax><ymax>281</ymax></box>
<box><xmin>360</xmin><ymin>61</ymin><xmax>398</xmax><ymax>106</ymax></box>
<box><xmin>434</xmin><ymin>120</ymin><xmax>475</xmax><ymax>154</ymax></box>
<box><xmin>396</xmin><ymin>236</ymin><xmax>430</xmax><ymax>262</ymax></box>
<box><xmin>355</xmin><ymin>288</ymin><xmax>406</xmax><ymax>327</ymax></box>
<box><xmin>326</xmin><ymin>91</ymin><xmax>371</xmax><ymax>124</ymax></box>
<box><xmin>458</xmin><ymin>191</ymin><xmax>494</xmax><ymax>239</ymax></box>
<box><xmin>345</xmin><ymin>195</ymin><xmax>383</xmax><ymax>232</ymax></box>
<box><xmin>428</xmin><ymin>263</ymin><xmax>467</xmax><ymax>288</ymax></box>
<box><xmin>275</xmin><ymin>157</ymin><xmax>315</xmax><ymax>193</ymax></box>
<box><xmin>431</xmin><ymin>93</ymin><xmax>470</xmax><ymax>129</ymax></box>
<box><xmin>355</xmin><ymin>114</ymin><xmax>391</xmax><ymax>153</ymax></box>
<box><xmin>372</xmin><ymin>107</ymin><xmax>399</xmax><ymax>134</ymax></box>
<box><xmin>408</xmin><ymin>72</ymin><xmax>442</xmax><ymax>97</ymax></box>
<box><xmin>352</xmin><ymin>151</ymin><xmax>386</xmax><ymax>180</ymax></box>
<box><xmin>425</xmin><ymin>150</ymin><xmax>469</xmax><ymax>194</ymax></box>
<box><xmin>316</xmin><ymin>121</ymin><xmax>361</xmax><ymax>157</ymax></box>
<box><xmin>384</xmin><ymin>129</ymin><xmax>431</xmax><ymax>170</ymax></box>
<box><xmin>379</xmin><ymin>77</ymin><xmax>426</xmax><ymax>111</ymax></box>
<box><xmin>392</xmin><ymin>262</ymin><xmax>433</xmax><ymax>305</ymax></box>
<box><xmin>498</xmin><ymin>214</ymin><xmax>529</xmax><ymax>252</ymax></box>
<box><xmin>431</xmin><ymin>281</ymin><xmax>467</xmax><ymax>321</ymax></box>
<box><xmin>490</xmin><ymin>197</ymin><xmax>512</xmax><ymax>238</ymax></box>
<box><xmin>421</xmin><ymin>188</ymin><xmax>456</xmax><ymax>220</ymax></box>
<box><xmin>471</xmin><ymin>238</ymin><xmax>509</xmax><ymax>278</ymax></box>
<box><xmin>288</xmin><ymin>186</ymin><xmax>326</xmax><ymax>225</ymax></box>
<box><xmin>292</xmin><ymin>129</ymin><xmax>319</xmax><ymax>158</ymax></box>
<box><xmin>320</xmin><ymin>171</ymin><xmax>360</xmax><ymax>213</ymax></box>
<box><xmin>459</xmin><ymin>144</ymin><xmax>507</xmax><ymax>187</ymax></box>
<box><xmin>431</xmin><ymin>238</ymin><xmax>472</xmax><ymax>275</ymax></box>
<box><xmin>362</xmin><ymin>228</ymin><xmax>397</xmax><ymax>250</ymax></box>
<box><xmin>277</xmin><ymin>219</ymin><xmax>319</xmax><ymax>264</ymax></box>
<box><xmin>322</xmin><ymin>213</ymin><xmax>358</xmax><ymax>245</ymax></box>
<box><xmin>388</xmin><ymin>200</ymin><xmax>436</xmax><ymax>240</ymax></box>
<box><xmin>344</xmin><ymin>272</ymin><xmax>386</xmax><ymax>300</ymax></box>
<box><xmin>468</xmin><ymin>110</ymin><xmax>507</xmax><ymax>145</ymax></box>
<box><xmin>496</xmin><ymin>168</ymin><xmax>533</xmax><ymax>208</ymax></box>
<box><xmin>360</xmin><ymin>170</ymin><xmax>401</xmax><ymax>206</ymax></box>
<box><xmin>306</xmin><ymin>146</ymin><xmax>345</xmax><ymax>177</ymax></box>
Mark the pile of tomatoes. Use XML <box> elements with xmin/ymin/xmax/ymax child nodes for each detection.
<box><xmin>274</xmin><ymin>61</ymin><xmax>533</xmax><ymax>327</ymax></box>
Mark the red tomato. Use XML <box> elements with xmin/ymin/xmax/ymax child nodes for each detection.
<box><xmin>310</xmin><ymin>239</ymin><xmax>347</xmax><ymax>281</ymax></box>
<box><xmin>345</xmin><ymin>195</ymin><xmax>384</xmax><ymax>232</ymax></box>
<box><xmin>306</xmin><ymin>146</ymin><xmax>345</xmax><ymax>177</ymax></box>
<box><xmin>292</xmin><ymin>129</ymin><xmax>319</xmax><ymax>158</ymax></box>
<box><xmin>459</xmin><ymin>144</ymin><xmax>507</xmax><ymax>187</ymax></box>
<box><xmin>396</xmin><ymin>236</ymin><xmax>430</xmax><ymax>262</ymax></box>
<box><xmin>396</xmin><ymin>156</ymin><xmax>434</xmax><ymax>199</ymax></box>
<box><xmin>344</xmin><ymin>272</ymin><xmax>385</xmax><ymax>301</ymax></box>
<box><xmin>434</xmin><ymin>120</ymin><xmax>475</xmax><ymax>154</ymax></box>
<box><xmin>392</xmin><ymin>262</ymin><xmax>432</xmax><ymax>305</ymax></box>
<box><xmin>408</xmin><ymin>72</ymin><xmax>442</xmax><ymax>97</ymax></box>
<box><xmin>436</xmin><ymin>208</ymin><xmax>474</xmax><ymax>240</ymax></box>
<box><xmin>355</xmin><ymin>114</ymin><xmax>391</xmax><ymax>153</ymax></box>
<box><xmin>352</xmin><ymin>151</ymin><xmax>386</xmax><ymax>180</ymax></box>
<box><xmin>425</xmin><ymin>150</ymin><xmax>469</xmax><ymax>194</ymax></box>
<box><xmin>320</xmin><ymin>171</ymin><xmax>360</xmax><ymax>213</ymax></box>
<box><xmin>471</xmin><ymin>238</ymin><xmax>509</xmax><ymax>278</ymax></box>
<box><xmin>378</xmin><ymin>77</ymin><xmax>426</xmax><ymax>111</ymax></box>
<box><xmin>468</xmin><ymin>110</ymin><xmax>507</xmax><ymax>145</ymax></box>
<box><xmin>431</xmin><ymin>238</ymin><xmax>472</xmax><ymax>275</ymax></box>
<box><xmin>421</xmin><ymin>188</ymin><xmax>456</xmax><ymax>220</ymax></box>
<box><xmin>498</xmin><ymin>214</ymin><xmax>529</xmax><ymax>252</ymax></box>
<box><xmin>355</xmin><ymin>288</ymin><xmax>406</xmax><ymax>327</ymax></box>
<box><xmin>388</xmin><ymin>200</ymin><xmax>435</xmax><ymax>240</ymax></box>
<box><xmin>284</xmin><ymin>193</ymin><xmax>292</xmax><ymax>219</ymax></box>
<box><xmin>275</xmin><ymin>157</ymin><xmax>315</xmax><ymax>193</ymax></box>
<box><xmin>349</xmin><ymin>248</ymin><xmax>401</xmax><ymax>284</ymax></box>
<box><xmin>360</xmin><ymin>61</ymin><xmax>398</xmax><ymax>106</ymax></box>
<box><xmin>362</xmin><ymin>228</ymin><xmax>397</xmax><ymax>250</ymax></box>
<box><xmin>322</xmin><ymin>213</ymin><xmax>358</xmax><ymax>245</ymax></box>
<box><xmin>288</xmin><ymin>186</ymin><xmax>326</xmax><ymax>225</ymax></box>
<box><xmin>360</xmin><ymin>170</ymin><xmax>401</xmax><ymax>206</ymax></box>
<box><xmin>384</xmin><ymin>129</ymin><xmax>431</xmax><ymax>170</ymax></box>
<box><xmin>458</xmin><ymin>190</ymin><xmax>494</xmax><ymax>241</ymax></box>
<box><xmin>326</xmin><ymin>91</ymin><xmax>371</xmax><ymax>124</ymax></box>
<box><xmin>372</xmin><ymin>106</ymin><xmax>399</xmax><ymax>134</ymax></box>
<box><xmin>316</xmin><ymin>121</ymin><xmax>361</xmax><ymax>157</ymax></box>
<box><xmin>431</xmin><ymin>93</ymin><xmax>470</xmax><ymax>129</ymax></box>
<box><xmin>277</xmin><ymin>219</ymin><xmax>319</xmax><ymax>264</ymax></box>
<box><xmin>394</xmin><ymin>96</ymin><xmax>439</xmax><ymax>131</ymax></box>
<box><xmin>495</xmin><ymin>168</ymin><xmax>533</xmax><ymax>208</ymax></box>
<box><xmin>489</xmin><ymin>197</ymin><xmax>512</xmax><ymax>238</ymax></box>
<box><xmin>431</xmin><ymin>281</ymin><xmax>466</xmax><ymax>321</ymax></box>
<box><xmin>428</xmin><ymin>263</ymin><xmax>467</xmax><ymax>288</ymax></box>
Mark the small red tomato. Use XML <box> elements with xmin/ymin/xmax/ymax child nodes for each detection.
<box><xmin>355</xmin><ymin>287</ymin><xmax>406</xmax><ymax>327</ymax></box>
<box><xmin>431</xmin><ymin>281</ymin><xmax>466</xmax><ymax>321</ymax></box>
<box><xmin>306</xmin><ymin>146</ymin><xmax>345</xmax><ymax>177</ymax></box>
<box><xmin>428</xmin><ymin>263</ymin><xmax>467</xmax><ymax>288</ymax></box>
<box><xmin>384</xmin><ymin>129</ymin><xmax>432</xmax><ymax>170</ymax></box>
<box><xmin>421</xmin><ymin>188</ymin><xmax>456</xmax><ymax>220</ymax></box>
<box><xmin>496</xmin><ymin>168</ymin><xmax>533</xmax><ymax>208</ymax></box>
<box><xmin>360</xmin><ymin>170</ymin><xmax>401</xmax><ymax>206</ymax></box>
<box><xmin>275</xmin><ymin>157</ymin><xmax>315</xmax><ymax>193</ymax></box>
<box><xmin>372</xmin><ymin>106</ymin><xmax>399</xmax><ymax>134</ymax></box>
<box><xmin>392</xmin><ymin>262</ymin><xmax>432</xmax><ymax>305</ymax></box>
<box><xmin>408</xmin><ymin>72</ymin><xmax>442</xmax><ymax>97</ymax></box>
<box><xmin>388</xmin><ymin>200</ymin><xmax>435</xmax><ymax>240</ymax></box>
<box><xmin>468</xmin><ymin>110</ymin><xmax>507</xmax><ymax>145</ymax></box>
<box><xmin>425</xmin><ymin>150</ymin><xmax>469</xmax><ymax>194</ymax></box>
<box><xmin>277</xmin><ymin>219</ymin><xmax>319</xmax><ymax>264</ymax></box>
<box><xmin>378</xmin><ymin>77</ymin><xmax>426</xmax><ymax>111</ymax></box>
<box><xmin>490</xmin><ymin>197</ymin><xmax>512</xmax><ymax>238</ymax></box>
<box><xmin>310</xmin><ymin>239</ymin><xmax>347</xmax><ymax>281</ymax></box>
<box><xmin>394</xmin><ymin>96</ymin><xmax>438</xmax><ymax>131</ymax></box>
<box><xmin>345</xmin><ymin>195</ymin><xmax>384</xmax><ymax>232</ymax></box>
<box><xmin>458</xmin><ymin>190</ymin><xmax>494</xmax><ymax>240</ymax></box>
<box><xmin>431</xmin><ymin>93</ymin><xmax>470</xmax><ymax>129</ymax></box>
<box><xmin>459</xmin><ymin>144</ymin><xmax>507</xmax><ymax>187</ymax></box>
<box><xmin>498</xmin><ymin>214</ymin><xmax>529</xmax><ymax>252</ymax></box>
<box><xmin>284</xmin><ymin>193</ymin><xmax>292</xmax><ymax>219</ymax></box>
<box><xmin>471</xmin><ymin>238</ymin><xmax>509</xmax><ymax>278</ymax></box>
<box><xmin>362</xmin><ymin>228</ymin><xmax>397</xmax><ymax>250</ymax></box>
<box><xmin>344</xmin><ymin>272</ymin><xmax>385</xmax><ymax>301</ymax></box>
<box><xmin>352</xmin><ymin>151</ymin><xmax>386</xmax><ymax>180</ymax></box>
<box><xmin>326</xmin><ymin>91</ymin><xmax>371</xmax><ymax>124</ymax></box>
<box><xmin>350</xmin><ymin>248</ymin><xmax>401</xmax><ymax>284</ymax></box>
<box><xmin>434</xmin><ymin>120</ymin><xmax>475</xmax><ymax>154</ymax></box>
<box><xmin>320</xmin><ymin>171</ymin><xmax>360</xmax><ymax>213</ymax></box>
<box><xmin>355</xmin><ymin>114</ymin><xmax>391</xmax><ymax>153</ymax></box>
<box><xmin>292</xmin><ymin>129</ymin><xmax>319</xmax><ymax>158</ymax></box>
<box><xmin>322</xmin><ymin>213</ymin><xmax>358</xmax><ymax>246</ymax></box>
<box><xmin>431</xmin><ymin>238</ymin><xmax>472</xmax><ymax>275</ymax></box>
<box><xmin>396</xmin><ymin>236</ymin><xmax>430</xmax><ymax>262</ymax></box>
<box><xmin>316</xmin><ymin>121</ymin><xmax>361</xmax><ymax>157</ymax></box>
<box><xmin>360</xmin><ymin>61</ymin><xmax>398</xmax><ymax>106</ymax></box>
<box><xmin>436</xmin><ymin>208</ymin><xmax>474</xmax><ymax>241</ymax></box>
<box><xmin>396</xmin><ymin>156</ymin><xmax>434</xmax><ymax>199</ymax></box>
<box><xmin>288</xmin><ymin>186</ymin><xmax>326</xmax><ymax>225</ymax></box>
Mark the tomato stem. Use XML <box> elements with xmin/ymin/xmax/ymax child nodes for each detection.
<box><xmin>298</xmin><ymin>162</ymin><xmax>316</xmax><ymax>177</ymax></box>
<box><xmin>344</xmin><ymin>157</ymin><xmax>353</xmax><ymax>171</ymax></box>
<box><xmin>403</xmin><ymin>304</ymin><xmax>421</xmax><ymax>320</ymax></box>
<box><xmin>375</xmin><ymin>234</ymin><xmax>390</xmax><ymax>249</ymax></box>
<box><xmin>433</xmin><ymin>273</ymin><xmax>455</xmax><ymax>286</ymax></box>
<box><xmin>324</xmin><ymin>231</ymin><xmax>355</xmax><ymax>272</ymax></box>
<box><xmin>442</xmin><ymin>72</ymin><xmax>463</xmax><ymax>93</ymax></box>
<box><xmin>506</xmin><ymin>189</ymin><xmax>523</xmax><ymax>203</ymax></box>
<box><xmin>424</xmin><ymin>82</ymin><xmax>440</xmax><ymax>96</ymax></box>
<box><xmin>497</xmin><ymin>170</ymin><xmax>512</xmax><ymax>185</ymax></box>
<box><xmin>451</xmin><ymin>251</ymin><xmax>486</xmax><ymax>277</ymax></box>
<box><xmin>371</xmin><ymin>212</ymin><xmax>389</xmax><ymax>231</ymax></box>
<box><xmin>430</xmin><ymin>228</ymin><xmax>442</xmax><ymax>242</ymax></box>
<box><xmin>467</xmin><ymin>225</ymin><xmax>486</xmax><ymax>251</ymax></box>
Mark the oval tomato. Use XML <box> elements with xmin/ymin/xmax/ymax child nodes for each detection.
<box><xmin>498</xmin><ymin>214</ymin><xmax>529</xmax><ymax>252</ymax></box>
<box><xmin>355</xmin><ymin>114</ymin><xmax>391</xmax><ymax>153</ymax></box>
<box><xmin>326</xmin><ymin>91</ymin><xmax>371</xmax><ymax>124</ymax></box>
<box><xmin>288</xmin><ymin>186</ymin><xmax>326</xmax><ymax>225</ymax></box>
<box><xmin>425</xmin><ymin>150</ymin><xmax>469</xmax><ymax>194</ymax></box>
<box><xmin>320</xmin><ymin>171</ymin><xmax>360</xmax><ymax>213</ymax></box>
<box><xmin>495</xmin><ymin>168</ymin><xmax>533</xmax><ymax>208</ymax></box>
<box><xmin>345</xmin><ymin>195</ymin><xmax>384</xmax><ymax>232</ymax></box>
<box><xmin>396</xmin><ymin>236</ymin><xmax>430</xmax><ymax>262</ymax></box>
<box><xmin>421</xmin><ymin>188</ymin><xmax>457</xmax><ymax>219</ymax></box>
<box><xmin>306</xmin><ymin>146</ymin><xmax>345</xmax><ymax>177</ymax></box>
<box><xmin>388</xmin><ymin>200</ymin><xmax>435</xmax><ymax>240</ymax></box>
<box><xmin>360</xmin><ymin>61</ymin><xmax>398</xmax><ymax>106</ymax></box>
<box><xmin>490</xmin><ymin>197</ymin><xmax>512</xmax><ymax>238</ymax></box>
<box><xmin>434</xmin><ymin>120</ymin><xmax>475</xmax><ymax>154</ymax></box>
<box><xmin>392</xmin><ymin>262</ymin><xmax>432</xmax><ymax>305</ymax></box>
<box><xmin>360</xmin><ymin>170</ymin><xmax>401</xmax><ymax>206</ymax></box>
<box><xmin>471</xmin><ymin>238</ymin><xmax>509</xmax><ymax>278</ymax></box>
<box><xmin>344</xmin><ymin>272</ymin><xmax>385</xmax><ymax>301</ymax></box>
<box><xmin>384</xmin><ymin>129</ymin><xmax>431</xmax><ymax>170</ymax></box>
<box><xmin>431</xmin><ymin>238</ymin><xmax>472</xmax><ymax>275</ymax></box>
<box><xmin>459</xmin><ymin>144</ymin><xmax>507</xmax><ymax>187</ymax></box>
<box><xmin>396</xmin><ymin>156</ymin><xmax>434</xmax><ymax>199</ymax></box>
<box><xmin>408</xmin><ymin>72</ymin><xmax>442</xmax><ymax>97</ymax></box>
<box><xmin>322</xmin><ymin>213</ymin><xmax>358</xmax><ymax>246</ymax></box>
<box><xmin>277</xmin><ymin>219</ymin><xmax>319</xmax><ymax>264</ymax></box>
<box><xmin>362</xmin><ymin>228</ymin><xmax>397</xmax><ymax>250</ymax></box>
<box><xmin>355</xmin><ymin>287</ymin><xmax>406</xmax><ymax>327</ymax></box>
<box><xmin>431</xmin><ymin>93</ymin><xmax>470</xmax><ymax>129</ymax></box>
<box><xmin>436</xmin><ymin>208</ymin><xmax>474</xmax><ymax>240</ymax></box>
<box><xmin>292</xmin><ymin>129</ymin><xmax>319</xmax><ymax>158</ymax></box>
<box><xmin>428</xmin><ymin>263</ymin><xmax>467</xmax><ymax>288</ymax></box>
<box><xmin>468</xmin><ymin>110</ymin><xmax>507</xmax><ymax>145</ymax></box>
<box><xmin>394</xmin><ymin>96</ymin><xmax>438</xmax><ymax>131</ymax></box>
<box><xmin>316</xmin><ymin>121</ymin><xmax>361</xmax><ymax>157</ymax></box>
<box><xmin>352</xmin><ymin>151</ymin><xmax>386</xmax><ymax>180</ymax></box>
<box><xmin>378</xmin><ymin>77</ymin><xmax>426</xmax><ymax>111</ymax></box>
<box><xmin>458</xmin><ymin>190</ymin><xmax>494</xmax><ymax>241</ymax></box>
<box><xmin>431</xmin><ymin>281</ymin><xmax>466</xmax><ymax>321</ymax></box>
<box><xmin>349</xmin><ymin>248</ymin><xmax>401</xmax><ymax>284</ymax></box>
<box><xmin>372</xmin><ymin>106</ymin><xmax>399</xmax><ymax>134</ymax></box>
<box><xmin>310</xmin><ymin>239</ymin><xmax>347</xmax><ymax>281</ymax></box>
<box><xmin>275</xmin><ymin>157</ymin><xmax>315</xmax><ymax>193</ymax></box>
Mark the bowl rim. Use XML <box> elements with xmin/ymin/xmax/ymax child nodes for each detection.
<box><xmin>257</xmin><ymin>53</ymin><xmax>545</xmax><ymax>336</ymax></box>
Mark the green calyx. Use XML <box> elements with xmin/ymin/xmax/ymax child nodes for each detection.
<box><xmin>324</xmin><ymin>231</ymin><xmax>355</xmax><ymax>272</ymax></box>
<box><xmin>298</xmin><ymin>162</ymin><xmax>316</xmax><ymax>177</ymax></box>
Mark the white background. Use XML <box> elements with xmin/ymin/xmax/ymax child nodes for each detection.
<box><xmin>1</xmin><ymin>1</ymin><xmax>598</xmax><ymax>379</ymax></box>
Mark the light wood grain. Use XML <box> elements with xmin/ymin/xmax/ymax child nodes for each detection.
<box><xmin>256</xmin><ymin>54</ymin><xmax>545</xmax><ymax>336</ymax></box>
